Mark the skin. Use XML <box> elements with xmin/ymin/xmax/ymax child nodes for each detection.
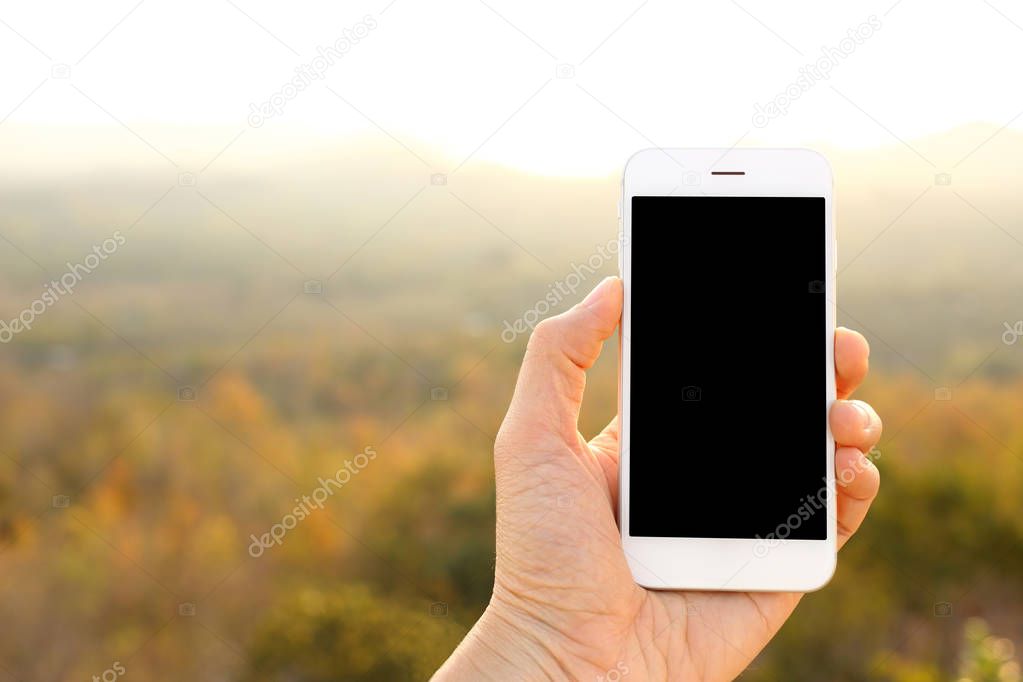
<box><xmin>434</xmin><ymin>276</ymin><xmax>881</xmax><ymax>681</ymax></box>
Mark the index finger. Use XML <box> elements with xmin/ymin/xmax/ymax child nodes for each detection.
<box><xmin>836</xmin><ymin>327</ymin><xmax>869</xmax><ymax>399</ymax></box>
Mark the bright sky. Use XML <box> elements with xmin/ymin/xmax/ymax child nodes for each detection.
<box><xmin>2</xmin><ymin>0</ymin><xmax>1022</xmax><ymax>176</ymax></box>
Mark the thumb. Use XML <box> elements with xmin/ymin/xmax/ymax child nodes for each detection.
<box><xmin>499</xmin><ymin>276</ymin><xmax>623</xmax><ymax>452</ymax></box>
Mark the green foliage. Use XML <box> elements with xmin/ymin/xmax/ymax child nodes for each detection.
<box><xmin>957</xmin><ymin>619</ymin><xmax>1020</xmax><ymax>682</ymax></box>
<box><xmin>240</xmin><ymin>585</ymin><xmax>465</xmax><ymax>682</ymax></box>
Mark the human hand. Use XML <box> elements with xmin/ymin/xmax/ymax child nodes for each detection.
<box><xmin>434</xmin><ymin>276</ymin><xmax>881</xmax><ymax>681</ymax></box>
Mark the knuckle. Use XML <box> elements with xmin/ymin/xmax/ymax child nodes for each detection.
<box><xmin>527</xmin><ymin>316</ymin><xmax>564</xmax><ymax>353</ymax></box>
<box><xmin>530</xmin><ymin>316</ymin><xmax>560</xmax><ymax>342</ymax></box>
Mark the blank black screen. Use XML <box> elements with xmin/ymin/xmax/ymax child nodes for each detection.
<box><xmin>628</xmin><ymin>196</ymin><xmax>827</xmax><ymax>540</ymax></box>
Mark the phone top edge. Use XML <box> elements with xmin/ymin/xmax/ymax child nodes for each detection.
<box><xmin>623</xmin><ymin>147</ymin><xmax>833</xmax><ymax>186</ymax></box>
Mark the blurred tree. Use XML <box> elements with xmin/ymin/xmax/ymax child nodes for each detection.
<box><xmin>871</xmin><ymin>619</ymin><xmax>1019</xmax><ymax>682</ymax></box>
<box><xmin>957</xmin><ymin>618</ymin><xmax>1020</xmax><ymax>682</ymax></box>
<box><xmin>240</xmin><ymin>584</ymin><xmax>465</xmax><ymax>682</ymax></box>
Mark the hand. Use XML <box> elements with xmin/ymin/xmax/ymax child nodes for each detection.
<box><xmin>434</xmin><ymin>276</ymin><xmax>881</xmax><ymax>681</ymax></box>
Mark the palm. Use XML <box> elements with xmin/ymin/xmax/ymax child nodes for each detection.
<box><xmin>591</xmin><ymin>424</ymin><xmax>800</xmax><ymax>681</ymax></box>
<box><xmin>494</xmin><ymin>423</ymin><xmax>801</xmax><ymax>681</ymax></box>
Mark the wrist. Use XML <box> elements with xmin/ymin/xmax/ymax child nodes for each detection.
<box><xmin>432</xmin><ymin>602</ymin><xmax>569</xmax><ymax>681</ymax></box>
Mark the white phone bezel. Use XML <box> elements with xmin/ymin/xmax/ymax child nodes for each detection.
<box><xmin>618</xmin><ymin>148</ymin><xmax>837</xmax><ymax>592</ymax></box>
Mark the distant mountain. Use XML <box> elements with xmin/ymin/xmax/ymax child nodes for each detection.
<box><xmin>1</xmin><ymin>124</ymin><xmax>1022</xmax><ymax>380</ymax></box>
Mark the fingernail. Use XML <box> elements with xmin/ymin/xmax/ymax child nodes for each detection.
<box><xmin>582</xmin><ymin>277</ymin><xmax>614</xmax><ymax>308</ymax></box>
<box><xmin>852</xmin><ymin>402</ymin><xmax>872</xmax><ymax>431</ymax></box>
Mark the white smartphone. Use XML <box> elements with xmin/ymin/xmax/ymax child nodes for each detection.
<box><xmin>618</xmin><ymin>148</ymin><xmax>837</xmax><ymax>592</ymax></box>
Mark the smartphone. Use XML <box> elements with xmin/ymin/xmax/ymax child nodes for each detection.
<box><xmin>618</xmin><ymin>148</ymin><xmax>837</xmax><ymax>592</ymax></box>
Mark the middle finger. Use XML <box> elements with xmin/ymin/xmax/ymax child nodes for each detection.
<box><xmin>830</xmin><ymin>399</ymin><xmax>882</xmax><ymax>452</ymax></box>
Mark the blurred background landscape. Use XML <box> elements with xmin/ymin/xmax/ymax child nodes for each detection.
<box><xmin>2</xmin><ymin>0</ymin><xmax>1023</xmax><ymax>680</ymax></box>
